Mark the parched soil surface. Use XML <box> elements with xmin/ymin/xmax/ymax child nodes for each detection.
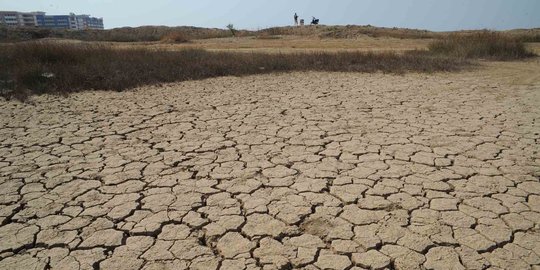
<box><xmin>0</xmin><ymin>61</ymin><xmax>539</xmax><ymax>269</ymax></box>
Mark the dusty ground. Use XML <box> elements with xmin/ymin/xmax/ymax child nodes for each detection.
<box><xmin>0</xmin><ymin>59</ymin><xmax>539</xmax><ymax>270</ymax></box>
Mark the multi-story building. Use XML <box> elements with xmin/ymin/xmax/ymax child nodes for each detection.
<box><xmin>71</xmin><ymin>14</ymin><xmax>104</xmax><ymax>30</ymax></box>
<box><xmin>0</xmin><ymin>11</ymin><xmax>43</xmax><ymax>27</ymax></box>
<box><xmin>36</xmin><ymin>14</ymin><xmax>71</xmax><ymax>29</ymax></box>
<box><xmin>20</xmin><ymin>12</ymin><xmax>41</xmax><ymax>27</ymax></box>
<box><xmin>0</xmin><ymin>11</ymin><xmax>103</xmax><ymax>30</ymax></box>
<box><xmin>0</xmin><ymin>11</ymin><xmax>19</xmax><ymax>27</ymax></box>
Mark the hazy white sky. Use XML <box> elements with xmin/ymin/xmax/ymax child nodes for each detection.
<box><xmin>1</xmin><ymin>0</ymin><xmax>539</xmax><ymax>31</ymax></box>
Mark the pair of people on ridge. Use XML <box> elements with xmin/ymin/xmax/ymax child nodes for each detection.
<box><xmin>294</xmin><ymin>13</ymin><xmax>318</xmax><ymax>25</ymax></box>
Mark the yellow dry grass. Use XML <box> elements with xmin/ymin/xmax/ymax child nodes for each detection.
<box><xmin>3</xmin><ymin>36</ymin><xmax>537</xmax><ymax>62</ymax></box>
<box><xmin>78</xmin><ymin>35</ymin><xmax>432</xmax><ymax>54</ymax></box>
<box><xmin>43</xmin><ymin>34</ymin><xmax>538</xmax><ymax>55</ymax></box>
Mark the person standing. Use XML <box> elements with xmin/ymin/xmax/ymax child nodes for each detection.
<box><xmin>294</xmin><ymin>13</ymin><xmax>299</xmax><ymax>26</ymax></box>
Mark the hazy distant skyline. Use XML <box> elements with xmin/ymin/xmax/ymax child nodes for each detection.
<box><xmin>1</xmin><ymin>0</ymin><xmax>539</xmax><ymax>31</ymax></box>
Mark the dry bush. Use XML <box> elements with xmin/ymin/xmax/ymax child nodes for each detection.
<box><xmin>0</xmin><ymin>42</ymin><xmax>469</xmax><ymax>100</ymax></box>
<box><xmin>161</xmin><ymin>32</ymin><xmax>191</xmax><ymax>43</ymax></box>
<box><xmin>4</xmin><ymin>25</ymin><xmax>539</xmax><ymax>44</ymax></box>
<box><xmin>254</xmin><ymin>25</ymin><xmax>437</xmax><ymax>39</ymax></box>
<box><xmin>519</xmin><ymin>34</ymin><xmax>540</xmax><ymax>42</ymax></box>
<box><xmin>319</xmin><ymin>25</ymin><xmax>436</xmax><ymax>39</ymax></box>
<box><xmin>88</xmin><ymin>26</ymin><xmax>236</xmax><ymax>41</ymax></box>
<box><xmin>2</xmin><ymin>32</ymin><xmax>535</xmax><ymax>100</ymax></box>
<box><xmin>0</xmin><ymin>26</ymin><xmax>242</xmax><ymax>43</ymax></box>
<box><xmin>259</xmin><ymin>26</ymin><xmax>319</xmax><ymax>37</ymax></box>
<box><xmin>429</xmin><ymin>31</ymin><xmax>535</xmax><ymax>60</ymax></box>
<box><xmin>1</xmin><ymin>25</ymin><xmax>435</xmax><ymax>42</ymax></box>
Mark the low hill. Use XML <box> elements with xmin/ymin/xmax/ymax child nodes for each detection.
<box><xmin>1</xmin><ymin>24</ymin><xmax>539</xmax><ymax>43</ymax></box>
<box><xmin>0</xmin><ymin>26</ymin><xmax>246</xmax><ymax>42</ymax></box>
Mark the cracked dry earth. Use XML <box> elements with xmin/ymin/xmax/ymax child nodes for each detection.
<box><xmin>1</xmin><ymin>61</ymin><xmax>540</xmax><ymax>270</ymax></box>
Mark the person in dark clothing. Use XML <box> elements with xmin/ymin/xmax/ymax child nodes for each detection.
<box><xmin>294</xmin><ymin>13</ymin><xmax>299</xmax><ymax>26</ymax></box>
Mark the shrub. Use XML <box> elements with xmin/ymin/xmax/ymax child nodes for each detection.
<box><xmin>161</xmin><ymin>32</ymin><xmax>191</xmax><ymax>43</ymax></box>
<box><xmin>428</xmin><ymin>31</ymin><xmax>535</xmax><ymax>60</ymax></box>
<box><xmin>518</xmin><ymin>34</ymin><xmax>540</xmax><ymax>43</ymax></box>
<box><xmin>0</xmin><ymin>26</ymin><xmax>238</xmax><ymax>43</ymax></box>
<box><xmin>0</xmin><ymin>42</ymin><xmax>469</xmax><ymax>100</ymax></box>
<box><xmin>227</xmin><ymin>24</ymin><xmax>237</xmax><ymax>37</ymax></box>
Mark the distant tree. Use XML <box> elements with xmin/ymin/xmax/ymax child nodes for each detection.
<box><xmin>226</xmin><ymin>24</ymin><xmax>236</xmax><ymax>37</ymax></box>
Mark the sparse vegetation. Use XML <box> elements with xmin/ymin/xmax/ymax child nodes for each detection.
<box><xmin>0</xmin><ymin>26</ymin><xmax>239</xmax><ymax>43</ymax></box>
<box><xmin>518</xmin><ymin>33</ymin><xmax>540</xmax><ymax>43</ymax></box>
<box><xmin>1</xmin><ymin>28</ymin><xmax>536</xmax><ymax>101</ymax></box>
<box><xmin>2</xmin><ymin>25</ymin><xmax>540</xmax><ymax>43</ymax></box>
<box><xmin>429</xmin><ymin>31</ymin><xmax>535</xmax><ymax>60</ymax></box>
<box><xmin>319</xmin><ymin>25</ymin><xmax>436</xmax><ymax>39</ymax></box>
<box><xmin>255</xmin><ymin>33</ymin><xmax>282</xmax><ymax>40</ymax></box>
<box><xmin>227</xmin><ymin>24</ymin><xmax>237</xmax><ymax>37</ymax></box>
<box><xmin>160</xmin><ymin>32</ymin><xmax>191</xmax><ymax>43</ymax></box>
<box><xmin>0</xmin><ymin>42</ymin><xmax>469</xmax><ymax>100</ymax></box>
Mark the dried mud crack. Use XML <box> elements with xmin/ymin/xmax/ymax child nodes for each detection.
<box><xmin>0</xmin><ymin>62</ymin><xmax>539</xmax><ymax>269</ymax></box>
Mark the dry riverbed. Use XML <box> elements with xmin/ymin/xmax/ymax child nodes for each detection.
<box><xmin>0</xmin><ymin>60</ymin><xmax>539</xmax><ymax>269</ymax></box>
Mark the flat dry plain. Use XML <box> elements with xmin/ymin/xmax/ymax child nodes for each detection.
<box><xmin>0</xmin><ymin>37</ymin><xmax>540</xmax><ymax>270</ymax></box>
<box><xmin>104</xmin><ymin>35</ymin><xmax>540</xmax><ymax>55</ymax></box>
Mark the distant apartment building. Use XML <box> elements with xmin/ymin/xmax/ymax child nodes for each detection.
<box><xmin>0</xmin><ymin>11</ymin><xmax>103</xmax><ymax>30</ymax></box>
<box><xmin>0</xmin><ymin>11</ymin><xmax>43</xmax><ymax>27</ymax></box>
